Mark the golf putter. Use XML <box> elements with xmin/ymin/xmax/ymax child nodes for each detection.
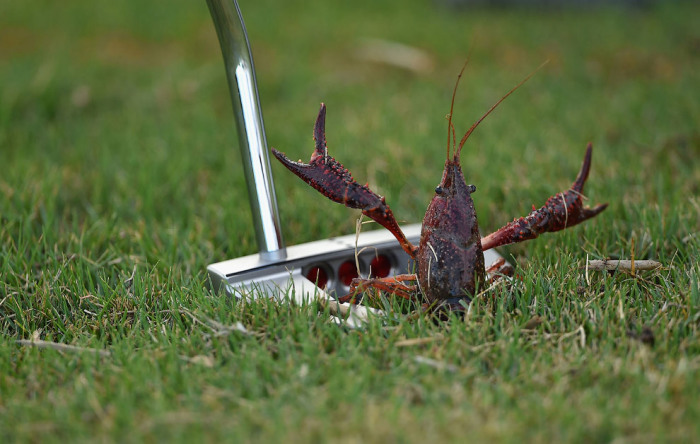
<box><xmin>204</xmin><ymin>0</ymin><xmax>505</xmax><ymax>304</ymax></box>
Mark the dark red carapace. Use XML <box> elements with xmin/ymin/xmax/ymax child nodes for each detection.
<box><xmin>272</xmin><ymin>67</ymin><xmax>607</xmax><ymax>310</ymax></box>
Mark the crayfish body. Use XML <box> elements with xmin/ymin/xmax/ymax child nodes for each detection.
<box><xmin>417</xmin><ymin>158</ymin><xmax>485</xmax><ymax>308</ymax></box>
<box><xmin>272</xmin><ymin>68</ymin><xmax>607</xmax><ymax>310</ymax></box>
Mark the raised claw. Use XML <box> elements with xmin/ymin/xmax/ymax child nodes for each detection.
<box><xmin>271</xmin><ymin>104</ymin><xmax>418</xmax><ymax>257</ymax></box>
<box><xmin>481</xmin><ymin>143</ymin><xmax>608</xmax><ymax>251</ymax></box>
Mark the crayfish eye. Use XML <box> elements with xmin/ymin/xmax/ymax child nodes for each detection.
<box><xmin>435</xmin><ymin>185</ymin><xmax>444</xmax><ymax>195</ymax></box>
<box><xmin>468</xmin><ymin>184</ymin><xmax>477</xmax><ymax>193</ymax></box>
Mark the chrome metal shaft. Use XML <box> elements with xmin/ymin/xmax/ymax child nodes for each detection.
<box><xmin>206</xmin><ymin>0</ymin><xmax>286</xmax><ymax>261</ymax></box>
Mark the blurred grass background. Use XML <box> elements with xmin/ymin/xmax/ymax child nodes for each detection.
<box><xmin>1</xmin><ymin>0</ymin><xmax>699</xmax><ymax>441</ymax></box>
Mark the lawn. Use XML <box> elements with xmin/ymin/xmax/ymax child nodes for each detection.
<box><xmin>1</xmin><ymin>0</ymin><xmax>698</xmax><ymax>441</ymax></box>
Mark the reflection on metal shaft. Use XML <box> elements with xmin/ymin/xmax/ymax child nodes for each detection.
<box><xmin>206</xmin><ymin>0</ymin><xmax>286</xmax><ymax>261</ymax></box>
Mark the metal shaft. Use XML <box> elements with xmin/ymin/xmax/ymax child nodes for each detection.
<box><xmin>206</xmin><ymin>0</ymin><xmax>286</xmax><ymax>261</ymax></box>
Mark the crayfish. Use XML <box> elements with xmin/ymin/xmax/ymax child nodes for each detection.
<box><xmin>272</xmin><ymin>66</ymin><xmax>607</xmax><ymax>311</ymax></box>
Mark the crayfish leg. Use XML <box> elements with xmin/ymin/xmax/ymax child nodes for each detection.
<box><xmin>481</xmin><ymin>144</ymin><xmax>608</xmax><ymax>251</ymax></box>
<box><xmin>486</xmin><ymin>257</ymin><xmax>514</xmax><ymax>280</ymax></box>
<box><xmin>338</xmin><ymin>274</ymin><xmax>419</xmax><ymax>304</ymax></box>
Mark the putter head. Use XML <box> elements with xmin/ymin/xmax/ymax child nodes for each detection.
<box><xmin>207</xmin><ymin>223</ymin><xmax>505</xmax><ymax>304</ymax></box>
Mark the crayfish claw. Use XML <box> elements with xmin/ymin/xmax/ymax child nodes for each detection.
<box><xmin>581</xmin><ymin>202</ymin><xmax>609</xmax><ymax>220</ymax></box>
<box><xmin>272</xmin><ymin>104</ymin><xmax>418</xmax><ymax>258</ymax></box>
<box><xmin>311</xmin><ymin>103</ymin><xmax>327</xmax><ymax>161</ymax></box>
<box><xmin>481</xmin><ymin>144</ymin><xmax>607</xmax><ymax>251</ymax></box>
<box><xmin>572</xmin><ymin>142</ymin><xmax>593</xmax><ymax>193</ymax></box>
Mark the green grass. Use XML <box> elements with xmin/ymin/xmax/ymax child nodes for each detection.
<box><xmin>1</xmin><ymin>0</ymin><xmax>699</xmax><ymax>441</ymax></box>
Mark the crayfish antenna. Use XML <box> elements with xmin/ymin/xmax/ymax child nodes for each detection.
<box><xmin>447</xmin><ymin>60</ymin><xmax>470</xmax><ymax>160</ymax></box>
<box><xmin>456</xmin><ymin>60</ymin><xmax>549</xmax><ymax>159</ymax></box>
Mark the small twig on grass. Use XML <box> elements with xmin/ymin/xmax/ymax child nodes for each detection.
<box><xmin>395</xmin><ymin>336</ymin><xmax>444</xmax><ymax>347</ymax></box>
<box><xmin>176</xmin><ymin>307</ymin><xmax>251</xmax><ymax>337</ymax></box>
<box><xmin>413</xmin><ymin>356</ymin><xmax>458</xmax><ymax>373</ymax></box>
<box><xmin>16</xmin><ymin>338</ymin><xmax>111</xmax><ymax>357</ymax></box>
<box><xmin>180</xmin><ymin>355</ymin><xmax>215</xmax><ymax>367</ymax></box>
<box><xmin>586</xmin><ymin>259</ymin><xmax>662</xmax><ymax>272</ymax></box>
